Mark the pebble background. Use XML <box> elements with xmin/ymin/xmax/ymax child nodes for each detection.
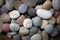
<box><xmin>0</xmin><ymin>0</ymin><xmax>60</xmax><ymax>40</ymax></box>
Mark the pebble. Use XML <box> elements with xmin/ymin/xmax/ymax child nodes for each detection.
<box><xmin>32</xmin><ymin>16</ymin><xmax>41</xmax><ymax>27</ymax></box>
<box><xmin>50</xmin><ymin>28</ymin><xmax>58</xmax><ymax>37</ymax></box>
<box><xmin>23</xmin><ymin>18</ymin><xmax>32</xmax><ymax>28</ymax></box>
<box><xmin>10</xmin><ymin>23</ymin><xmax>20</xmax><ymax>32</ymax></box>
<box><xmin>57</xmin><ymin>15</ymin><xmax>60</xmax><ymax>24</ymax></box>
<box><xmin>0</xmin><ymin>13</ymin><xmax>11</xmax><ymax>22</ymax></box>
<box><xmin>29</xmin><ymin>27</ymin><xmax>39</xmax><ymax>36</ymax></box>
<box><xmin>45</xmin><ymin>24</ymin><xmax>54</xmax><ymax>34</ymax></box>
<box><xmin>31</xmin><ymin>34</ymin><xmax>42</xmax><ymax>40</ymax></box>
<box><xmin>52</xmin><ymin>0</ymin><xmax>60</xmax><ymax>10</ymax></box>
<box><xmin>16</xmin><ymin>15</ymin><xmax>26</xmax><ymax>26</ymax></box>
<box><xmin>56</xmin><ymin>25</ymin><xmax>60</xmax><ymax>32</ymax></box>
<box><xmin>21</xmin><ymin>0</ymin><xmax>37</xmax><ymax>7</ymax></box>
<box><xmin>28</xmin><ymin>8</ymin><xmax>36</xmax><ymax>17</ymax></box>
<box><xmin>18</xmin><ymin>4</ymin><xmax>28</xmax><ymax>13</ymax></box>
<box><xmin>41</xmin><ymin>20</ymin><xmax>48</xmax><ymax>29</ymax></box>
<box><xmin>0</xmin><ymin>0</ymin><xmax>3</xmax><ymax>6</ymax></box>
<box><xmin>13</xmin><ymin>34</ymin><xmax>21</xmax><ymax>40</ymax></box>
<box><xmin>2</xmin><ymin>23</ymin><xmax>10</xmax><ymax>32</ymax></box>
<box><xmin>9</xmin><ymin>10</ymin><xmax>20</xmax><ymax>19</ymax></box>
<box><xmin>48</xmin><ymin>17</ymin><xmax>56</xmax><ymax>24</ymax></box>
<box><xmin>42</xmin><ymin>31</ymin><xmax>49</xmax><ymax>40</ymax></box>
<box><xmin>42</xmin><ymin>0</ymin><xmax>52</xmax><ymax>10</ymax></box>
<box><xmin>37</xmin><ymin>9</ymin><xmax>53</xmax><ymax>19</ymax></box>
<box><xmin>19</xmin><ymin>27</ymin><xmax>29</xmax><ymax>36</ymax></box>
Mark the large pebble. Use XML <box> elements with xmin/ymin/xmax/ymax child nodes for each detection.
<box><xmin>19</xmin><ymin>27</ymin><xmax>29</xmax><ymax>36</ymax></box>
<box><xmin>2</xmin><ymin>23</ymin><xmax>10</xmax><ymax>32</ymax></box>
<box><xmin>0</xmin><ymin>0</ymin><xmax>3</xmax><ymax>6</ymax></box>
<box><xmin>45</xmin><ymin>24</ymin><xmax>54</xmax><ymax>34</ymax></box>
<box><xmin>13</xmin><ymin>34</ymin><xmax>21</xmax><ymax>40</ymax></box>
<box><xmin>42</xmin><ymin>0</ymin><xmax>52</xmax><ymax>10</ymax></box>
<box><xmin>18</xmin><ymin>4</ymin><xmax>28</xmax><ymax>13</ymax></box>
<box><xmin>31</xmin><ymin>34</ymin><xmax>42</xmax><ymax>40</ymax></box>
<box><xmin>29</xmin><ymin>27</ymin><xmax>39</xmax><ymax>36</ymax></box>
<box><xmin>37</xmin><ymin>9</ymin><xmax>53</xmax><ymax>19</ymax></box>
<box><xmin>23</xmin><ymin>18</ymin><xmax>32</xmax><ymax>28</ymax></box>
<box><xmin>32</xmin><ymin>16</ymin><xmax>41</xmax><ymax>27</ymax></box>
<box><xmin>21</xmin><ymin>0</ymin><xmax>37</xmax><ymax>7</ymax></box>
<box><xmin>41</xmin><ymin>20</ymin><xmax>48</xmax><ymax>29</ymax></box>
<box><xmin>16</xmin><ymin>15</ymin><xmax>26</xmax><ymax>26</ymax></box>
<box><xmin>57</xmin><ymin>15</ymin><xmax>60</xmax><ymax>24</ymax></box>
<box><xmin>28</xmin><ymin>8</ymin><xmax>36</xmax><ymax>17</ymax></box>
<box><xmin>9</xmin><ymin>10</ymin><xmax>20</xmax><ymax>19</ymax></box>
<box><xmin>42</xmin><ymin>31</ymin><xmax>49</xmax><ymax>40</ymax></box>
<box><xmin>10</xmin><ymin>23</ymin><xmax>20</xmax><ymax>32</ymax></box>
<box><xmin>52</xmin><ymin>0</ymin><xmax>60</xmax><ymax>10</ymax></box>
<box><xmin>0</xmin><ymin>13</ymin><xmax>11</xmax><ymax>22</ymax></box>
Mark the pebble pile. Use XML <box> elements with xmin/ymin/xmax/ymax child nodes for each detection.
<box><xmin>0</xmin><ymin>0</ymin><xmax>60</xmax><ymax>40</ymax></box>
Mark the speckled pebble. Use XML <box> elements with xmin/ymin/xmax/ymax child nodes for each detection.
<box><xmin>0</xmin><ymin>13</ymin><xmax>11</xmax><ymax>22</ymax></box>
<box><xmin>23</xmin><ymin>18</ymin><xmax>32</xmax><ymax>28</ymax></box>
<box><xmin>19</xmin><ymin>27</ymin><xmax>29</xmax><ymax>36</ymax></box>
<box><xmin>32</xmin><ymin>16</ymin><xmax>41</xmax><ymax>27</ymax></box>
<box><xmin>37</xmin><ymin>9</ymin><xmax>53</xmax><ymax>19</ymax></box>
<box><xmin>0</xmin><ymin>0</ymin><xmax>3</xmax><ymax>6</ymax></box>
<box><xmin>18</xmin><ymin>4</ymin><xmax>28</xmax><ymax>13</ymax></box>
<box><xmin>9</xmin><ymin>10</ymin><xmax>20</xmax><ymax>19</ymax></box>
<box><xmin>31</xmin><ymin>34</ymin><xmax>42</xmax><ymax>40</ymax></box>
<box><xmin>10</xmin><ymin>23</ymin><xmax>20</xmax><ymax>32</ymax></box>
<box><xmin>45</xmin><ymin>24</ymin><xmax>54</xmax><ymax>34</ymax></box>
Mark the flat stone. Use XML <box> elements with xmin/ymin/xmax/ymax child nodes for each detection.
<box><xmin>57</xmin><ymin>15</ymin><xmax>60</xmax><ymax>24</ymax></box>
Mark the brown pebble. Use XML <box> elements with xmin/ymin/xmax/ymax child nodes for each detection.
<box><xmin>16</xmin><ymin>15</ymin><xmax>26</xmax><ymax>25</ymax></box>
<box><xmin>57</xmin><ymin>15</ymin><xmax>60</xmax><ymax>24</ymax></box>
<box><xmin>42</xmin><ymin>31</ymin><xmax>49</xmax><ymax>40</ymax></box>
<box><xmin>42</xmin><ymin>0</ymin><xmax>52</xmax><ymax>10</ymax></box>
<box><xmin>0</xmin><ymin>13</ymin><xmax>11</xmax><ymax>23</ymax></box>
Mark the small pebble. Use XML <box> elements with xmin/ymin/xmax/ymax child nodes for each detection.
<box><xmin>31</xmin><ymin>34</ymin><xmax>42</xmax><ymax>40</ymax></box>
<box><xmin>32</xmin><ymin>16</ymin><xmax>41</xmax><ymax>27</ymax></box>
<box><xmin>19</xmin><ymin>27</ymin><xmax>29</xmax><ymax>36</ymax></box>
<box><xmin>9</xmin><ymin>10</ymin><xmax>20</xmax><ymax>19</ymax></box>
<box><xmin>23</xmin><ymin>18</ymin><xmax>32</xmax><ymax>28</ymax></box>
<box><xmin>57</xmin><ymin>15</ymin><xmax>60</xmax><ymax>24</ymax></box>
<box><xmin>42</xmin><ymin>0</ymin><xmax>52</xmax><ymax>10</ymax></box>
<box><xmin>28</xmin><ymin>8</ymin><xmax>36</xmax><ymax>17</ymax></box>
<box><xmin>42</xmin><ymin>31</ymin><xmax>49</xmax><ymax>40</ymax></box>
<box><xmin>41</xmin><ymin>20</ymin><xmax>48</xmax><ymax>29</ymax></box>
<box><xmin>29</xmin><ymin>27</ymin><xmax>39</xmax><ymax>36</ymax></box>
<box><xmin>18</xmin><ymin>4</ymin><xmax>28</xmax><ymax>13</ymax></box>
<box><xmin>16</xmin><ymin>15</ymin><xmax>26</xmax><ymax>26</ymax></box>
<box><xmin>0</xmin><ymin>13</ymin><xmax>11</xmax><ymax>22</ymax></box>
<box><xmin>10</xmin><ymin>23</ymin><xmax>20</xmax><ymax>32</ymax></box>
<box><xmin>45</xmin><ymin>24</ymin><xmax>54</xmax><ymax>34</ymax></box>
<box><xmin>37</xmin><ymin>9</ymin><xmax>53</xmax><ymax>19</ymax></box>
<box><xmin>0</xmin><ymin>0</ymin><xmax>3</xmax><ymax>6</ymax></box>
<box><xmin>2</xmin><ymin>23</ymin><xmax>10</xmax><ymax>32</ymax></box>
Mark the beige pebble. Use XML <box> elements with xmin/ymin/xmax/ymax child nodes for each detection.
<box><xmin>41</xmin><ymin>20</ymin><xmax>48</xmax><ymax>29</ymax></box>
<box><xmin>57</xmin><ymin>15</ymin><xmax>60</xmax><ymax>24</ymax></box>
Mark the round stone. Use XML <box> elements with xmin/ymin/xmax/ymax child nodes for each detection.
<box><xmin>23</xmin><ymin>18</ymin><xmax>32</xmax><ymax>28</ymax></box>
<box><xmin>0</xmin><ymin>13</ymin><xmax>11</xmax><ymax>22</ymax></box>
<box><xmin>42</xmin><ymin>31</ymin><xmax>48</xmax><ymax>40</ymax></box>
<box><xmin>37</xmin><ymin>9</ymin><xmax>53</xmax><ymax>19</ymax></box>
<box><xmin>52</xmin><ymin>0</ymin><xmax>60</xmax><ymax>10</ymax></box>
<box><xmin>2</xmin><ymin>23</ymin><xmax>10</xmax><ymax>32</ymax></box>
<box><xmin>19</xmin><ymin>27</ymin><xmax>29</xmax><ymax>36</ymax></box>
<box><xmin>29</xmin><ymin>27</ymin><xmax>39</xmax><ymax>36</ymax></box>
<box><xmin>28</xmin><ymin>8</ymin><xmax>36</xmax><ymax>17</ymax></box>
<box><xmin>31</xmin><ymin>34</ymin><xmax>42</xmax><ymax>40</ymax></box>
<box><xmin>57</xmin><ymin>15</ymin><xmax>60</xmax><ymax>24</ymax></box>
<box><xmin>10</xmin><ymin>23</ymin><xmax>20</xmax><ymax>32</ymax></box>
<box><xmin>21</xmin><ymin>0</ymin><xmax>37</xmax><ymax>7</ymax></box>
<box><xmin>0</xmin><ymin>0</ymin><xmax>3</xmax><ymax>6</ymax></box>
<box><xmin>32</xmin><ymin>16</ymin><xmax>41</xmax><ymax>27</ymax></box>
<box><xmin>45</xmin><ymin>24</ymin><xmax>54</xmax><ymax>34</ymax></box>
<box><xmin>56</xmin><ymin>25</ymin><xmax>60</xmax><ymax>32</ymax></box>
<box><xmin>42</xmin><ymin>0</ymin><xmax>52</xmax><ymax>10</ymax></box>
<box><xmin>16</xmin><ymin>15</ymin><xmax>26</xmax><ymax>26</ymax></box>
<box><xmin>9</xmin><ymin>10</ymin><xmax>20</xmax><ymax>19</ymax></box>
<box><xmin>18</xmin><ymin>4</ymin><xmax>28</xmax><ymax>13</ymax></box>
<box><xmin>13</xmin><ymin>34</ymin><xmax>21</xmax><ymax>40</ymax></box>
<box><xmin>41</xmin><ymin>20</ymin><xmax>48</xmax><ymax>29</ymax></box>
